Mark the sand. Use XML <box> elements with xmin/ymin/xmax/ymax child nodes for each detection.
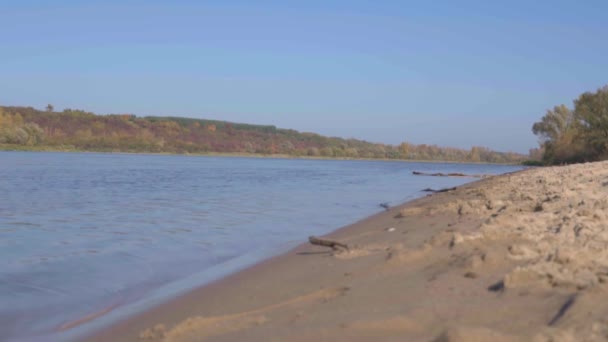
<box><xmin>87</xmin><ymin>161</ymin><xmax>608</xmax><ymax>341</ymax></box>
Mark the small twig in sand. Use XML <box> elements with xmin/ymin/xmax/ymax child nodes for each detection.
<box><xmin>309</xmin><ymin>236</ymin><xmax>349</xmax><ymax>251</ymax></box>
<box><xmin>548</xmin><ymin>294</ymin><xmax>577</xmax><ymax>326</ymax></box>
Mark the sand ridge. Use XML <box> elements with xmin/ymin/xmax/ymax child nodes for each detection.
<box><xmin>421</xmin><ymin>162</ymin><xmax>608</xmax><ymax>291</ymax></box>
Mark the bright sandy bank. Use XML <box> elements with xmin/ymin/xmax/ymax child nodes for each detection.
<box><xmin>89</xmin><ymin>161</ymin><xmax>608</xmax><ymax>342</ymax></box>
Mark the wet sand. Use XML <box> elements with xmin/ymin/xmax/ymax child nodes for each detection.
<box><xmin>87</xmin><ymin>162</ymin><xmax>608</xmax><ymax>341</ymax></box>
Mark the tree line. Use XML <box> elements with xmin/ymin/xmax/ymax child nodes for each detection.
<box><xmin>532</xmin><ymin>85</ymin><xmax>608</xmax><ymax>165</ymax></box>
<box><xmin>0</xmin><ymin>105</ymin><xmax>524</xmax><ymax>163</ymax></box>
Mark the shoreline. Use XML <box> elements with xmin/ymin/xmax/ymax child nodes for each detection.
<box><xmin>86</xmin><ymin>161</ymin><xmax>608</xmax><ymax>341</ymax></box>
<box><xmin>83</xmin><ymin>199</ymin><xmax>433</xmax><ymax>341</ymax></box>
<box><xmin>53</xmin><ymin>241</ymin><xmax>301</xmax><ymax>342</ymax></box>
<box><xmin>76</xmin><ymin>200</ymin><xmax>426</xmax><ymax>341</ymax></box>
<box><xmin>83</xmin><ymin>173</ymin><xmax>500</xmax><ymax>341</ymax></box>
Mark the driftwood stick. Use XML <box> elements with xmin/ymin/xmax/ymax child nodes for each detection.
<box><xmin>422</xmin><ymin>187</ymin><xmax>458</xmax><ymax>193</ymax></box>
<box><xmin>309</xmin><ymin>236</ymin><xmax>349</xmax><ymax>251</ymax></box>
<box><xmin>413</xmin><ymin>171</ymin><xmax>490</xmax><ymax>178</ymax></box>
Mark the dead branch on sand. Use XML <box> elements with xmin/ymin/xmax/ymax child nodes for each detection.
<box><xmin>422</xmin><ymin>187</ymin><xmax>458</xmax><ymax>193</ymax></box>
<box><xmin>308</xmin><ymin>236</ymin><xmax>349</xmax><ymax>251</ymax></box>
<box><xmin>413</xmin><ymin>171</ymin><xmax>490</xmax><ymax>178</ymax></box>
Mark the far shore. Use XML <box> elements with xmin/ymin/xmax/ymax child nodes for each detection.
<box><xmin>84</xmin><ymin>161</ymin><xmax>608</xmax><ymax>341</ymax></box>
<box><xmin>0</xmin><ymin>146</ymin><xmax>525</xmax><ymax>166</ymax></box>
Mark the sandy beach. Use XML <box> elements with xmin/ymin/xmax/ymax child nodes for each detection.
<box><xmin>87</xmin><ymin>161</ymin><xmax>608</xmax><ymax>342</ymax></box>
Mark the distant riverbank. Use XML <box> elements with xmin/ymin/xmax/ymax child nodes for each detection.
<box><xmin>0</xmin><ymin>105</ymin><xmax>526</xmax><ymax>164</ymax></box>
<box><xmin>0</xmin><ymin>145</ymin><xmax>523</xmax><ymax>165</ymax></box>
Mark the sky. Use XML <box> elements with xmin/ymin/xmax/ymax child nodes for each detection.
<box><xmin>1</xmin><ymin>0</ymin><xmax>607</xmax><ymax>153</ymax></box>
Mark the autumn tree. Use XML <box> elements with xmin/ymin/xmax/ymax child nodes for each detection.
<box><xmin>532</xmin><ymin>105</ymin><xmax>574</xmax><ymax>143</ymax></box>
<box><xmin>532</xmin><ymin>85</ymin><xmax>608</xmax><ymax>164</ymax></box>
<box><xmin>469</xmin><ymin>146</ymin><xmax>481</xmax><ymax>162</ymax></box>
<box><xmin>398</xmin><ymin>142</ymin><xmax>411</xmax><ymax>159</ymax></box>
<box><xmin>532</xmin><ymin>104</ymin><xmax>582</xmax><ymax>164</ymax></box>
<box><xmin>573</xmin><ymin>85</ymin><xmax>608</xmax><ymax>159</ymax></box>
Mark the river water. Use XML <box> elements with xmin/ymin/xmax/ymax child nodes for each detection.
<box><xmin>0</xmin><ymin>152</ymin><xmax>523</xmax><ymax>341</ymax></box>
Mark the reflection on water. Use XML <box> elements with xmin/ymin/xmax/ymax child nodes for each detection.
<box><xmin>0</xmin><ymin>152</ymin><xmax>523</xmax><ymax>340</ymax></box>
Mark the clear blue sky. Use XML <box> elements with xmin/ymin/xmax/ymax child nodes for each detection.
<box><xmin>2</xmin><ymin>0</ymin><xmax>607</xmax><ymax>153</ymax></box>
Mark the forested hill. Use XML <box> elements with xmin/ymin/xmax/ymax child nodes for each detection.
<box><xmin>0</xmin><ymin>105</ymin><xmax>525</xmax><ymax>163</ymax></box>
